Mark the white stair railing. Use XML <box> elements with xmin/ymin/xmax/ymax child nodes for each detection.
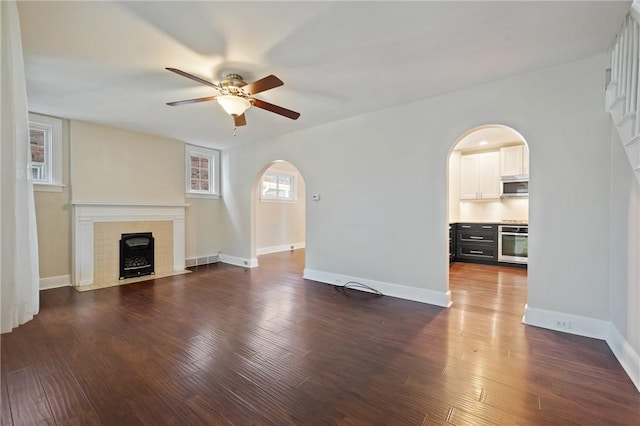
<box><xmin>606</xmin><ymin>1</ymin><xmax>640</xmax><ymax>186</ymax></box>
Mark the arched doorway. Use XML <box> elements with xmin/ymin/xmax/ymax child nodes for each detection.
<box><xmin>447</xmin><ymin>124</ymin><xmax>530</xmax><ymax>301</ymax></box>
<box><xmin>251</xmin><ymin>160</ymin><xmax>306</xmax><ymax>264</ymax></box>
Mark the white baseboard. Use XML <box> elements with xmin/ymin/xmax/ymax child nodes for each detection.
<box><xmin>40</xmin><ymin>275</ymin><xmax>71</xmax><ymax>290</ymax></box>
<box><xmin>607</xmin><ymin>323</ymin><xmax>640</xmax><ymax>392</ymax></box>
<box><xmin>257</xmin><ymin>242</ymin><xmax>305</xmax><ymax>256</ymax></box>
<box><xmin>303</xmin><ymin>268</ymin><xmax>451</xmax><ymax>307</ymax></box>
<box><xmin>522</xmin><ymin>304</ymin><xmax>610</xmax><ymax>339</ymax></box>
<box><xmin>218</xmin><ymin>254</ymin><xmax>258</xmax><ymax>268</ymax></box>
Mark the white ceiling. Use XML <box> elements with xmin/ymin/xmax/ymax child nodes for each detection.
<box><xmin>17</xmin><ymin>1</ymin><xmax>630</xmax><ymax>150</ymax></box>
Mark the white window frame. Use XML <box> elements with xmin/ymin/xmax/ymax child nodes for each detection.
<box><xmin>185</xmin><ymin>144</ymin><xmax>220</xmax><ymax>198</ymax></box>
<box><xmin>29</xmin><ymin>113</ymin><xmax>63</xmax><ymax>192</ymax></box>
<box><xmin>260</xmin><ymin>170</ymin><xmax>297</xmax><ymax>202</ymax></box>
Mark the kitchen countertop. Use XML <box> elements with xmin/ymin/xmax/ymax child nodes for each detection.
<box><xmin>450</xmin><ymin>220</ymin><xmax>528</xmax><ymax>226</ymax></box>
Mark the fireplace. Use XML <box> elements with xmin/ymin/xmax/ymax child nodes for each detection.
<box><xmin>72</xmin><ymin>203</ymin><xmax>186</xmax><ymax>286</ymax></box>
<box><xmin>119</xmin><ymin>232</ymin><xmax>155</xmax><ymax>279</ymax></box>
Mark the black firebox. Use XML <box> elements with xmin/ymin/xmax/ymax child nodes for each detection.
<box><xmin>119</xmin><ymin>232</ymin><xmax>155</xmax><ymax>280</ymax></box>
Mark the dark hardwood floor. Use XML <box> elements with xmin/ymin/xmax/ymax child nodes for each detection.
<box><xmin>2</xmin><ymin>251</ymin><xmax>639</xmax><ymax>425</ymax></box>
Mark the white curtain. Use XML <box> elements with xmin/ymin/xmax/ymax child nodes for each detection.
<box><xmin>0</xmin><ymin>1</ymin><xmax>40</xmax><ymax>333</ymax></box>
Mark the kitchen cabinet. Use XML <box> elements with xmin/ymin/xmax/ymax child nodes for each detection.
<box><xmin>449</xmin><ymin>225</ymin><xmax>455</xmax><ymax>263</ymax></box>
<box><xmin>500</xmin><ymin>145</ymin><xmax>529</xmax><ymax>176</ymax></box>
<box><xmin>456</xmin><ymin>223</ymin><xmax>498</xmax><ymax>263</ymax></box>
<box><xmin>460</xmin><ymin>152</ymin><xmax>500</xmax><ymax>200</ymax></box>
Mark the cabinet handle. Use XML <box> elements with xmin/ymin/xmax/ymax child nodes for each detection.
<box><xmin>470</xmin><ymin>250</ymin><xmax>483</xmax><ymax>254</ymax></box>
<box><xmin>461</xmin><ymin>225</ymin><xmax>471</xmax><ymax>229</ymax></box>
<box><xmin>482</xmin><ymin>226</ymin><xmax>493</xmax><ymax>229</ymax></box>
<box><xmin>469</xmin><ymin>236</ymin><xmax>483</xmax><ymax>239</ymax></box>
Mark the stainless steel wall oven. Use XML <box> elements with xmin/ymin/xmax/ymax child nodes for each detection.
<box><xmin>498</xmin><ymin>225</ymin><xmax>528</xmax><ymax>264</ymax></box>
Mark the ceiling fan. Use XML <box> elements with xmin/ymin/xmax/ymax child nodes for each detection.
<box><xmin>165</xmin><ymin>68</ymin><xmax>300</xmax><ymax>127</ymax></box>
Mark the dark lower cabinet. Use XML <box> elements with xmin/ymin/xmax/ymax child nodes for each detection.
<box><xmin>455</xmin><ymin>223</ymin><xmax>497</xmax><ymax>264</ymax></box>
<box><xmin>449</xmin><ymin>225</ymin><xmax>455</xmax><ymax>263</ymax></box>
<box><xmin>458</xmin><ymin>244</ymin><xmax>497</xmax><ymax>259</ymax></box>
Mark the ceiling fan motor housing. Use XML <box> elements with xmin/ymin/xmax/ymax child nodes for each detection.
<box><xmin>220</xmin><ymin>74</ymin><xmax>248</xmax><ymax>96</ymax></box>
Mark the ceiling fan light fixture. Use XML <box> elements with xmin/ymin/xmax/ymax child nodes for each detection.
<box><xmin>216</xmin><ymin>95</ymin><xmax>251</xmax><ymax>116</ymax></box>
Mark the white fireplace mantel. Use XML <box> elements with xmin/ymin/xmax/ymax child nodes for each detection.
<box><xmin>72</xmin><ymin>202</ymin><xmax>187</xmax><ymax>286</ymax></box>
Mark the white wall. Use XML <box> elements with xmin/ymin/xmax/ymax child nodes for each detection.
<box><xmin>609</xmin><ymin>126</ymin><xmax>640</xmax><ymax>387</ymax></box>
<box><xmin>256</xmin><ymin>162</ymin><xmax>305</xmax><ymax>253</ymax></box>
<box><xmin>222</xmin><ymin>54</ymin><xmax>613</xmax><ymax>314</ymax></box>
<box><xmin>448</xmin><ymin>151</ymin><xmax>461</xmax><ymax>223</ymax></box>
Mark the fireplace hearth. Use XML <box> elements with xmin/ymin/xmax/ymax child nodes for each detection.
<box><xmin>119</xmin><ymin>232</ymin><xmax>155</xmax><ymax>279</ymax></box>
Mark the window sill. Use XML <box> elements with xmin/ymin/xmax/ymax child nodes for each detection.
<box><xmin>186</xmin><ymin>193</ymin><xmax>221</xmax><ymax>200</ymax></box>
<box><xmin>260</xmin><ymin>198</ymin><xmax>298</xmax><ymax>204</ymax></box>
<box><xmin>34</xmin><ymin>183</ymin><xmax>65</xmax><ymax>193</ymax></box>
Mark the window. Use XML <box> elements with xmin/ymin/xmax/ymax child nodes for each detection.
<box><xmin>185</xmin><ymin>144</ymin><xmax>220</xmax><ymax>198</ymax></box>
<box><xmin>261</xmin><ymin>171</ymin><xmax>296</xmax><ymax>201</ymax></box>
<box><xmin>29</xmin><ymin>113</ymin><xmax>63</xmax><ymax>191</ymax></box>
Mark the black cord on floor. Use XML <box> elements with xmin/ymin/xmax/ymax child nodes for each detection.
<box><xmin>335</xmin><ymin>281</ymin><xmax>383</xmax><ymax>297</ymax></box>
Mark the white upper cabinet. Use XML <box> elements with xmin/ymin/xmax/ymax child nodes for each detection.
<box><xmin>500</xmin><ymin>145</ymin><xmax>529</xmax><ymax>177</ymax></box>
<box><xmin>479</xmin><ymin>152</ymin><xmax>501</xmax><ymax>199</ymax></box>
<box><xmin>460</xmin><ymin>154</ymin><xmax>480</xmax><ymax>199</ymax></box>
<box><xmin>460</xmin><ymin>151</ymin><xmax>500</xmax><ymax>200</ymax></box>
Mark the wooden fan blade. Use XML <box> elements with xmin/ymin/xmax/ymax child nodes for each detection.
<box><xmin>166</xmin><ymin>67</ymin><xmax>219</xmax><ymax>90</ymax></box>
<box><xmin>242</xmin><ymin>75</ymin><xmax>283</xmax><ymax>96</ymax></box>
<box><xmin>234</xmin><ymin>114</ymin><xmax>247</xmax><ymax>127</ymax></box>
<box><xmin>251</xmin><ymin>98</ymin><xmax>300</xmax><ymax>120</ymax></box>
<box><xmin>166</xmin><ymin>96</ymin><xmax>217</xmax><ymax>106</ymax></box>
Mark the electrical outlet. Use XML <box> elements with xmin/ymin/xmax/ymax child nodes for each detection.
<box><xmin>554</xmin><ymin>319</ymin><xmax>571</xmax><ymax>329</ymax></box>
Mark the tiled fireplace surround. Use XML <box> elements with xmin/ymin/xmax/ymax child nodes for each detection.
<box><xmin>72</xmin><ymin>203</ymin><xmax>186</xmax><ymax>286</ymax></box>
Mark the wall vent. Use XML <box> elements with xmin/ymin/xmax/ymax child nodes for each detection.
<box><xmin>185</xmin><ymin>255</ymin><xmax>219</xmax><ymax>268</ymax></box>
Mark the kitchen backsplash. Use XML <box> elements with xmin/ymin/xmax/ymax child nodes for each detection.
<box><xmin>457</xmin><ymin>198</ymin><xmax>528</xmax><ymax>222</ymax></box>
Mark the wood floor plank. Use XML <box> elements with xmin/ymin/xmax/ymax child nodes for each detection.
<box><xmin>38</xmin><ymin>370</ymin><xmax>100</xmax><ymax>425</ymax></box>
<box><xmin>1</xmin><ymin>250</ymin><xmax>639</xmax><ymax>424</ymax></box>
<box><xmin>182</xmin><ymin>395</ymin><xmax>234</xmax><ymax>425</ymax></box>
<box><xmin>1</xmin><ymin>325</ymin><xmax>45</xmax><ymax>375</ymax></box>
<box><xmin>1</xmin><ymin>370</ymin><xmax>13</xmax><ymax>426</ymax></box>
<box><xmin>5</xmin><ymin>366</ymin><xmax>54</xmax><ymax>426</ymax></box>
<box><xmin>177</xmin><ymin>372</ymin><xmax>264</xmax><ymax>425</ymax></box>
<box><xmin>234</xmin><ymin>379</ymin><xmax>346</xmax><ymax>425</ymax></box>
